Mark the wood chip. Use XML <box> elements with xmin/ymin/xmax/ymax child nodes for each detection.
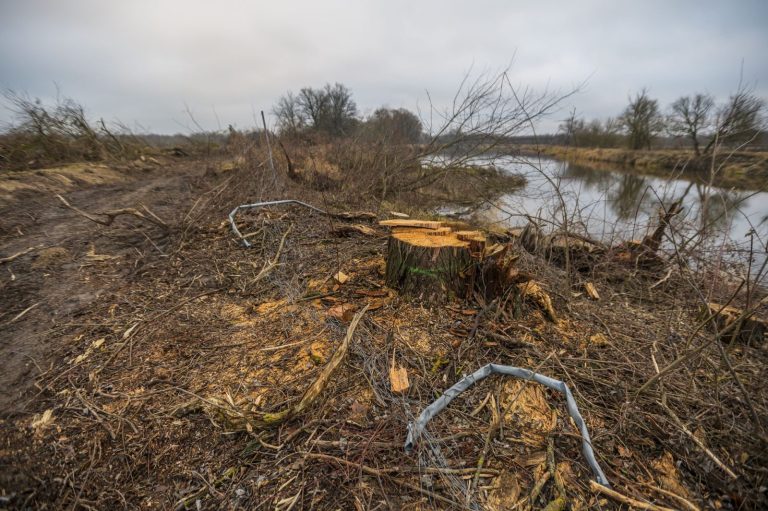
<box><xmin>379</xmin><ymin>219</ymin><xmax>443</xmax><ymax>230</ymax></box>
<box><xmin>517</xmin><ymin>281</ymin><xmax>559</xmax><ymax>323</ymax></box>
<box><xmin>328</xmin><ymin>303</ymin><xmax>356</xmax><ymax>322</ymax></box>
<box><xmin>390</xmin><ymin>360</ymin><xmax>410</xmax><ymax>393</ymax></box>
<box><xmin>584</xmin><ymin>282</ymin><xmax>600</xmax><ymax>300</ymax></box>
<box><xmin>365</xmin><ymin>298</ymin><xmax>388</xmax><ymax>310</ymax></box>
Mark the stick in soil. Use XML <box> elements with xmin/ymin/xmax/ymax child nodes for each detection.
<box><xmin>303</xmin><ymin>453</ymin><xmax>463</xmax><ymax>508</ymax></box>
<box><xmin>0</xmin><ymin>245</ymin><xmax>43</xmax><ymax>264</ymax></box>
<box><xmin>56</xmin><ymin>193</ymin><xmax>169</xmax><ymax>230</ymax></box>
<box><xmin>256</xmin><ymin>305</ymin><xmax>369</xmax><ymax>428</ymax></box>
<box><xmin>589</xmin><ymin>480</ymin><xmax>676</xmax><ymax>511</ymax></box>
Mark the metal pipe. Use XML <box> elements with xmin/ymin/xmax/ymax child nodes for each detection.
<box><xmin>404</xmin><ymin>363</ymin><xmax>610</xmax><ymax>487</ymax></box>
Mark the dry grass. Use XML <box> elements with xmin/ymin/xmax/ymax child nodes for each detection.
<box><xmin>522</xmin><ymin>145</ymin><xmax>768</xmax><ymax>190</ymax></box>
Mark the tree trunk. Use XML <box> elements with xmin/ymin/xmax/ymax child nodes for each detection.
<box><xmin>380</xmin><ymin>220</ymin><xmax>516</xmax><ymax>305</ymax></box>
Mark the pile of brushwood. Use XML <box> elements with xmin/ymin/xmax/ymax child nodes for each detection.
<box><xmin>1</xmin><ymin>150</ymin><xmax>767</xmax><ymax>511</ymax></box>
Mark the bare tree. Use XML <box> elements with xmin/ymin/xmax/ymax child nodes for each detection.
<box><xmin>559</xmin><ymin>112</ymin><xmax>622</xmax><ymax>148</ymax></box>
<box><xmin>364</xmin><ymin>108</ymin><xmax>422</xmax><ymax>144</ymax></box>
<box><xmin>322</xmin><ymin>83</ymin><xmax>358</xmax><ymax>136</ymax></box>
<box><xmin>297</xmin><ymin>87</ymin><xmax>330</xmax><ymax>132</ymax></box>
<box><xmin>375</xmin><ymin>67</ymin><xmax>575</xmax><ymax>196</ymax></box>
<box><xmin>272</xmin><ymin>91</ymin><xmax>305</xmax><ymax>136</ymax></box>
<box><xmin>619</xmin><ymin>88</ymin><xmax>664</xmax><ymax>150</ymax></box>
<box><xmin>558</xmin><ymin>110</ymin><xmax>582</xmax><ymax>145</ymax></box>
<box><xmin>704</xmin><ymin>84</ymin><xmax>765</xmax><ymax>153</ymax></box>
<box><xmin>667</xmin><ymin>93</ymin><xmax>714</xmax><ymax>155</ymax></box>
<box><xmin>275</xmin><ymin>83</ymin><xmax>358</xmax><ymax>137</ymax></box>
<box><xmin>2</xmin><ymin>90</ymin><xmax>136</xmax><ymax>168</ymax></box>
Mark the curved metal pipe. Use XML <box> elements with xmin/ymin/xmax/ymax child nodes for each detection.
<box><xmin>404</xmin><ymin>363</ymin><xmax>610</xmax><ymax>487</ymax></box>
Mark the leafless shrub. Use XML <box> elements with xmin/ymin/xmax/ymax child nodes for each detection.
<box><xmin>0</xmin><ymin>90</ymin><xmax>145</xmax><ymax>169</ymax></box>
<box><xmin>275</xmin><ymin>67</ymin><xmax>576</xmax><ymax>206</ymax></box>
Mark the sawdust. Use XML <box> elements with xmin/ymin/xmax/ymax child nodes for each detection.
<box><xmin>650</xmin><ymin>452</ymin><xmax>693</xmax><ymax>502</ymax></box>
<box><xmin>31</xmin><ymin>246</ymin><xmax>70</xmax><ymax>269</ymax></box>
<box><xmin>486</xmin><ymin>471</ymin><xmax>521</xmax><ymax>510</ymax></box>
<box><xmin>255</xmin><ymin>299</ymin><xmax>296</xmax><ymax>318</ymax></box>
<box><xmin>219</xmin><ymin>302</ymin><xmax>254</xmax><ymax>325</ymax></box>
<box><xmin>500</xmin><ymin>380</ymin><xmax>556</xmax><ymax>447</ymax></box>
<box><xmin>309</xmin><ymin>342</ymin><xmax>328</xmax><ymax>364</ymax></box>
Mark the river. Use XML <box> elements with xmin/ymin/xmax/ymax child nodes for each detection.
<box><xmin>452</xmin><ymin>155</ymin><xmax>768</xmax><ymax>270</ymax></box>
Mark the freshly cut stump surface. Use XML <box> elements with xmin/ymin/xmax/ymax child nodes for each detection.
<box><xmin>381</xmin><ymin>220</ymin><xmax>486</xmax><ymax>304</ymax></box>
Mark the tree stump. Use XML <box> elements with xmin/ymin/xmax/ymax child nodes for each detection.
<box><xmin>381</xmin><ymin>220</ymin><xmax>499</xmax><ymax>304</ymax></box>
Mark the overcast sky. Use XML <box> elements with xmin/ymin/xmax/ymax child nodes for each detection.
<box><xmin>1</xmin><ymin>0</ymin><xmax>766</xmax><ymax>134</ymax></box>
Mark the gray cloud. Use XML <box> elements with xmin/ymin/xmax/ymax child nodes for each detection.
<box><xmin>1</xmin><ymin>0</ymin><xmax>766</xmax><ymax>133</ymax></box>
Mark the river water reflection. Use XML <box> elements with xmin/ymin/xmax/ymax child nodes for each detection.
<box><xmin>474</xmin><ymin>156</ymin><xmax>768</xmax><ymax>257</ymax></box>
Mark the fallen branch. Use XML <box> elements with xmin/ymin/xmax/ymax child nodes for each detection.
<box><xmin>56</xmin><ymin>194</ymin><xmax>169</xmax><ymax>230</ymax></box>
<box><xmin>252</xmin><ymin>224</ymin><xmax>293</xmax><ymax>284</ymax></box>
<box><xmin>660</xmin><ymin>401</ymin><xmax>737</xmax><ymax>480</ymax></box>
<box><xmin>639</xmin><ymin>481</ymin><xmax>701</xmax><ymax>511</ymax></box>
<box><xmin>228</xmin><ymin>199</ymin><xmax>375</xmax><ymax>248</ymax></box>
<box><xmin>304</xmin><ymin>452</ymin><xmax>462</xmax><ymax>508</ymax></box>
<box><xmin>7</xmin><ymin>302</ymin><xmax>40</xmax><ymax>324</ymax></box>
<box><xmin>260</xmin><ymin>305</ymin><xmax>368</xmax><ymax>426</ymax></box>
<box><xmin>0</xmin><ymin>245</ymin><xmax>43</xmax><ymax>264</ymax></box>
<box><xmin>589</xmin><ymin>481</ymin><xmax>676</xmax><ymax>511</ymax></box>
<box><xmin>636</xmin><ymin>294</ymin><xmax>768</xmax><ymax>396</ymax></box>
<box><xmin>304</xmin><ymin>452</ymin><xmax>497</xmax><ymax>477</ymax></box>
<box><xmin>173</xmin><ymin>466</ymin><xmax>238</xmax><ymax>510</ymax></box>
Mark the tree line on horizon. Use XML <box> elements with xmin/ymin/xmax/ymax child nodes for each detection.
<box><xmin>2</xmin><ymin>79</ymin><xmax>766</xmax><ymax>172</ymax></box>
<box><xmin>272</xmin><ymin>82</ymin><xmax>767</xmax><ymax>155</ymax></box>
<box><xmin>559</xmin><ymin>85</ymin><xmax>766</xmax><ymax>154</ymax></box>
<box><xmin>272</xmin><ymin>83</ymin><xmax>423</xmax><ymax>145</ymax></box>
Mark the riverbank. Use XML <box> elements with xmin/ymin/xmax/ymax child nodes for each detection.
<box><xmin>518</xmin><ymin>145</ymin><xmax>768</xmax><ymax>190</ymax></box>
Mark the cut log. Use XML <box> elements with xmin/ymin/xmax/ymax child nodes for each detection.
<box><xmin>584</xmin><ymin>282</ymin><xmax>600</xmax><ymax>300</ymax></box>
<box><xmin>379</xmin><ymin>219</ymin><xmax>444</xmax><ymax>230</ymax></box>
<box><xmin>704</xmin><ymin>302</ymin><xmax>767</xmax><ymax>343</ymax></box>
<box><xmin>547</xmin><ymin>233</ymin><xmax>603</xmax><ymax>271</ymax></box>
<box><xmin>516</xmin><ymin>223</ymin><xmax>604</xmax><ymax>271</ymax></box>
<box><xmin>330</xmin><ymin>224</ymin><xmax>377</xmax><ymax>237</ymax></box>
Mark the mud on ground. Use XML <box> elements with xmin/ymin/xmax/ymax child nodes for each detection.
<box><xmin>1</xmin><ymin>157</ymin><xmax>766</xmax><ymax>510</ymax></box>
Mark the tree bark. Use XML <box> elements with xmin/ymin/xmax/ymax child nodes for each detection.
<box><xmin>385</xmin><ymin>229</ymin><xmax>480</xmax><ymax>305</ymax></box>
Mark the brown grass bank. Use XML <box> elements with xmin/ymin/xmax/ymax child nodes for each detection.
<box><xmin>518</xmin><ymin>145</ymin><xmax>768</xmax><ymax>190</ymax></box>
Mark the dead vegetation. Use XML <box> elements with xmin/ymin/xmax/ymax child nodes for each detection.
<box><xmin>0</xmin><ymin>140</ymin><xmax>766</xmax><ymax>511</ymax></box>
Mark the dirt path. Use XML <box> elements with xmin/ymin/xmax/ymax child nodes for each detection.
<box><xmin>0</xmin><ymin>160</ymin><xmax>208</xmax><ymax>416</ymax></box>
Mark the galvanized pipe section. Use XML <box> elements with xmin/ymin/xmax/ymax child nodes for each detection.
<box><xmin>404</xmin><ymin>363</ymin><xmax>610</xmax><ymax>487</ymax></box>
